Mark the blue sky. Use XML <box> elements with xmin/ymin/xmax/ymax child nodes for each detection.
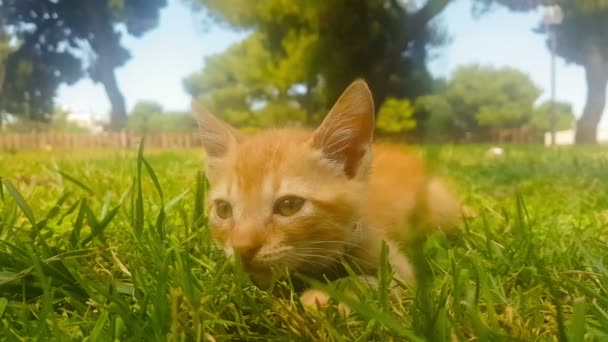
<box><xmin>56</xmin><ymin>0</ymin><xmax>606</xmax><ymax>127</ymax></box>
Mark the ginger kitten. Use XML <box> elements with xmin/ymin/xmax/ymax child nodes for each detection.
<box><xmin>194</xmin><ymin>80</ymin><xmax>460</xmax><ymax>307</ymax></box>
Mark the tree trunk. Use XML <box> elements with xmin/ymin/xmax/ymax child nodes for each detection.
<box><xmin>367</xmin><ymin>0</ymin><xmax>448</xmax><ymax>119</ymax></box>
<box><xmin>369</xmin><ymin>77</ymin><xmax>388</xmax><ymax>116</ymax></box>
<box><xmin>100</xmin><ymin>64</ymin><xmax>127</xmax><ymax>131</ymax></box>
<box><xmin>0</xmin><ymin>20</ymin><xmax>53</xmax><ymax>126</ymax></box>
<box><xmin>576</xmin><ymin>46</ymin><xmax>608</xmax><ymax>144</ymax></box>
<box><xmin>84</xmin><ymin>0</ymin><xmax>127</xmax><ymax>131</ymax></box>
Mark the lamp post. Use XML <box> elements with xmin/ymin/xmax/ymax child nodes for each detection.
<box><xmin>543</xmin><ymin>4</ymin><xmax>563</xmax><ymax>146</ymax></box>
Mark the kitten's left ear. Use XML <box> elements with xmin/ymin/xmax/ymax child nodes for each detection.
<box><xmin>192</xmin><ymin>100</ymin><xmax>242</xmax><ymax>158</ymax></box>
<box><xmin>312</xmin><ymin>80</ymin><xmax>375</xmax><ymax>178</ymax></box>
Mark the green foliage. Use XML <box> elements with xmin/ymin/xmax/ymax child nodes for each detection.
<box><xmin>472</xmin><ymin>0</ymin><xmax>608</xmax><ymax>143</ymax></box>
<box><xmin>449</xmin><ymin>65</ymin><xmax>541</xmax><ymax>129</ymax></box>
<box><xmin>1</xmin><ymin>146</ymin><xmax>608</xmax><ymax>339</ymax></box>
<box><xmin>0</xmin><ymin>28</ymin><xmax>10</xmax><ymax>86</ymax></box>
<box><xmin>128</xmin><ymin>100</ymin><xmax>164</xmax><ymax>133</ymax></box>
<box><xmin>530</xmin><ymin>100</ymin><xmax>576</xmax><ymax>132</ymax></box>
<box><xmin>0</xmin><ymin>29</ymin><xmax>13</xmax><ymax>127</ymax></box>
<box><xmin>414</xmin><ymin>94</ymin><xmax>455</xmax><ymax>132</ymax></box>
<box><xmin>183</xmin><ymin>32</ymin><xmax>320</xmax><ymax>128</ymax></box>
<box><xmin>254</xmin><ymin>100</ymin><xmax>307</xmax><ymax>128</ymax></box>
<box><xmin>0</xmin><ymin>0</ymin><xmax>167</xmax><ymax>127</ymax></box>
<box><xmin>415</xmin><ymin>65</ymin><xmax>543</xmax><ymax>137</ymax></box>
<box><xmin>127</xmin><ymin>100</ymin><xmax>197</xmax><ymax>134</ymax></box>
<box><xmin>186</xmin><ymin>0</ymin><xmax>450</xmax><ymax>127</ymax></box>
<box><xmin>376</xmin><ymin>98</ymin><xmax>416</xmax><ymax>134</ymax></box>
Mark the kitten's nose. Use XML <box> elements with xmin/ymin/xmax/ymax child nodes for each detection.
<box><xmin>231</xmin><ymin>226</ymin><xmax>263</xmax><ymax>266</ymax></box>
<box><xmin>233</xmin><ymin>243</ymin><xmax>261</xmax><ymax>265</ymax></box>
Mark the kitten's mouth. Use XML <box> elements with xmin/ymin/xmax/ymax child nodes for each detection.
<box><xmin>231</xmin><ymin>244</ymin><xmax>350</xmax><ymax>284</ymax></box>
<box><xmin>241</xmin><ymin>260</ymin><xmax>268</xmax><ymax>272</ymax></box>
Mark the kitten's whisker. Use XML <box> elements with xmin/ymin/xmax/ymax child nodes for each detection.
<box><xmin>292</xmin><ymin>240</ymin><xmax>360</xmax><ymax>247</ymax></box>
<box><xmin>283</xmin><ymin>255</ymin><xmax>335</xmax><ymax>270</ymax></box>
<box><xmin>292</xmin><ymin>253</ymin><xmax>345</xmax><ymax>264</ymax></box>
<box><xmin>283</xmin><ymin>255</ymin><xmax>345</xmax><ymax>279</ymax></box>
<box><xmin>297</xmin><ymin>247</ymin><xmax>365</xmax><ymax>262</ymax></box>
<box><xmin>302</xmin><ymin>254</ymin><xmax>370</xmax><ymax>266</ymax></box>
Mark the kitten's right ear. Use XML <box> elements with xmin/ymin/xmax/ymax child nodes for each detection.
<box><xmin>312</xmin><ymin>80</ymin><xmax>375</xmax><ymax>178</ymax></box>
<box><xmin>192</xmin><ymin>101</ymin><xmax>241</xmax><ymax>158</ymax></box>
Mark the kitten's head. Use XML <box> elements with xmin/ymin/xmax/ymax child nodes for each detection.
<box><xmin>194</xmin><ymin>80</ymin><xmax>375</xmax><ymax>284</ymax></box>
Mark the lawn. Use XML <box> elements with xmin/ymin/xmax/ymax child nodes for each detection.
<box><xmin>1</xmin><ymin>144</ymin><xmax>607</xmax><ymax>341</ymax></box>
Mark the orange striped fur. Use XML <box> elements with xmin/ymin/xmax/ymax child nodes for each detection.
<box><xmin>194</xmin><ymin>80</ymin><xmax>460</xmax><ymax>307</ymax></box>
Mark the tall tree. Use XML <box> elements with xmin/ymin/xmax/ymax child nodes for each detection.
<box><xmin>186</xmin><ymin>0</ymin><xmax>449</xmax><ymax>125</ymax></box>
<box><xmin>0</xmin><ymin>0</ymin><xmax>167</xmax><ymax>130</ymax></box>
<box><xmin>376</xmin><ymin>97</ymin><xmax>417</xmax><ymax>135</ymax></box>
<box><xmin>531</xmin><ymin>100</ymin><xmax>575</xmax><ymax>132</ymax></box>
<box><xmin>127</xmin><ymin>100</ymin><xmax>197</xmax><ymax>134</ymax></box>
<box><xmin>184</xmin><ymin>33</ymin><xmax>313</xmax><ymax>127</ymax></box>
<box><xmin>0</xmin><ymin>27</ymin><xmax>12</xmax><ymax>129</ymax></box>
<box><xmin>415</xmin><ymin>64</ymin><xmax>541</xmax><ymax>138</ymax></box>
<box><xmin>473</xmin><ymin>0</ymin><xmax>608</xmax><ymax>144</ymax></box>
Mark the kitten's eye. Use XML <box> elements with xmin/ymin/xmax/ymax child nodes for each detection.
<box><xmin>215</xmin><ymin>200</ymin><xmax>233</xmax><ymax>219</ymax></box>
<box><xmin>274</xmin><ymin>196</ymin><xmax>305</xmax><ymax>216</ymax></box>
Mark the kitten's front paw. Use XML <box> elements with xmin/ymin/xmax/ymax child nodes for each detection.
<box><xmin>299</xmin><ymin>289</ymin><xmax>331</xmax><ymax>309</ymax></box>
<box><xmin>299</xmin><ymin>289</ymin><xmax>351</xmax><ymax>315</ymax></box>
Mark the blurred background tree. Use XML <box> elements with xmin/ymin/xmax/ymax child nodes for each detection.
<box><xmin>185</xmin><ymin>0</ymin><xmax>450</xmax><ymax>128</ymax></box>
<box><xmin>128</xmin><ymin>101</ymin><xmax>165</xmax><ymax>134</ymax></box>
<box><xmin>414</xmin><ymin>64</ymin><xmax>542</xmax><ymax>139</ymax></box>
<box><xmin>0</xmin><ymin>27</ymin><xmax>12</xmax><ymax>129</ymax></box>
<box><xmin>0</xmin><ymin>0</ymin><xmax>588</xmax><ymax>143</ymax></box>
<box><xmin>451</xmin><ymin>65</ymin><xmax>540</xmax><ymax>130</ymax></box>
<box><xmin>472</xmin><ymin>0</ymin><xmax>608</xmax><ymax>144</ymax></box>
<box><xmin>376</xmin><ymin>98</ymin><xmax>417</xmax><ymax>137</ymax></box>
<box><xmin>531</xmin><ymin>100</ymin><xmax>575</xmax><ymax>132</ymax></box>
<box><xmin>0</xmin><ymin>0</ymin><xmax>168</xmax><ymax>130</ymax></box>
<box><xmin>127</xmin><ymin>100</ymin><xmax>197</xmax><ymax>134</ymax></box>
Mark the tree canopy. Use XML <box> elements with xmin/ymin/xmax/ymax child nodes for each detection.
<box><xmin>450</xmin><ymin>65</ymin><xmax>541</xmax><ymax>129</ymax></box>
<box><xmin>127</xmin><ymin>100</ymin><xmax>197</xmax><ymax>134</ymax></box>
<box><xmin>376</xmin><ymin>98</ymin><xmax>417</xmax><ymax>135</ymax></box>
<box><xmin>414</xmin><ymin>64</ymin><xmax>565</xmax><ymax>139</ymax></box>
<box><xmin>472</xmin><ymin>0</ymin><xmax>608</xmax><ymax>143</ymax></box>
<box><xmin>530</xmin><ymin>100</ymin><xmax>575</xmax><ymax>132</ymax></box>
<box><xmin>0</xmin><ymin>28</ymin><xmax>12</xmax><ymax>128</ymax></box>
<box><xmin>0</xmin><ymin>0</ymin><xmax>167</xmax><ymax>130</ymax></box>
<box><xmin>185</xmin><ymin>0</ymin><xmax>450</xmax><ymax>128</ymax></box>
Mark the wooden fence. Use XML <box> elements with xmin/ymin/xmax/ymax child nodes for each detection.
<box><xmin>0</xmin><ymin>132</ymin><xmax>204</xmax><ymax>150</ymax></box>
<box><xmin>0</xmin><ymin>127</ymin><xmax>539</xmax><ymax>151</ymax></box>
<box><xmin>491</xmin><ymin>127</ymin><xmax>536</xmax><ymax>144</ymax></box>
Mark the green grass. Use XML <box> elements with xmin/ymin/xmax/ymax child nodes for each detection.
<box><xmin>1</xmin><ymin>144</ymin><xmax>607</xmax><ymax>341</ymax></box>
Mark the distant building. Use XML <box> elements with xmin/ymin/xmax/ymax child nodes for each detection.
<box><xmin>62</xmin><ymin>106</ymin><xmax>105</xmax><ymax>133</ymax></box>
<box><xmin>544</xmin><ymin>128</ymin><xmax>608</xmax><ymax>145</ymax></box>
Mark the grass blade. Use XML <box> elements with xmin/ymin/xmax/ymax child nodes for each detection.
<box><xmin>57</xmin><ymin>170</ymin><xmax>94</xmax><ymax>195</ymax></box>
<box><xmin>142</xmin><ymin>158</ymin><xmax>164</xmax><ymax>204</ymax></box>
<box><xmin>300</xmin><ymin>275</ymin><xmax>424</xmax><ymax>341</ymax></box>
<box><xmin>82</xmin><ymin>204</ymin><xmax>120</xmax><ymax>246</ymax></box>
<box><xmin>90</xmin><ymin>310</ymin><xmax>109</xmax><ymax>340</ymax></box>
<box><xmin>133</xmin><ymin>138</ymin><xmax>145</xmax><ymax>237</ymax></box>
<box><xmin>2</xmin><ymin>180</ymin><xmax>37</xmax><ymax>230</ymax></box>
<box><xmin>0</xmin><ymin>297</ymin><xmax>7</xmax><ymax>318</ymax></box>
<box><xmin>569</xmin><ymin>297</ymin><xmax>587</xmax><ymax>341</ymax></box>
<box><xmin>69</xmin><ymin>199</ymin><xmax>87</xmax><ymax>247</ymax></box>
<box><xmin>0</xmin><ymin>177</ymin><xmax>4</xmax><ymax>203</ymax></box>
<box><xmin>192</xmin><ymin>170</ymin><xmax>207</xmax><ymax>231</ymax></box>
<box><xmin>44</xmin><ymin>192</ymin><xmax>72</xmax><ymax>222</ymax></box>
